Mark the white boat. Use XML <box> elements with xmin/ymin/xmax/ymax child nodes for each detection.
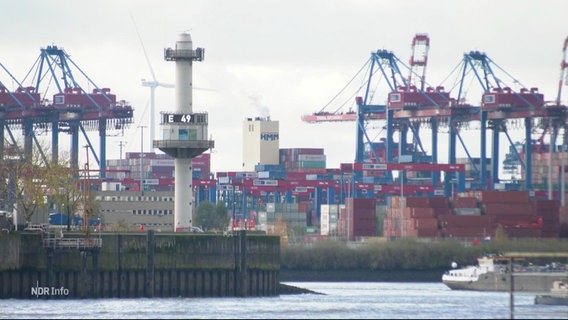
<box><xmin>442</xmin><ymin>255</ymin><xmax>567</xmax><ymax>292</ymax></box>
<box><xmin>534</xmin><ymin>280</ymin><xmax>568</xmax><ymax>305</ymax></box>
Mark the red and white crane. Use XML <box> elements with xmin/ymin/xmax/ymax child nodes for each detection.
<box><xmin>407</xmin><ymin>34</ymin><xmax>430</xmax><ymax>91</ymax></box>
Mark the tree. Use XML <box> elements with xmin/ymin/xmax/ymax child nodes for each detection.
<box><xmin>194</xmin><ymin>201</ymin><xmax>230</xmax><ymax>231</ymax></box>
<box><xmin>0</xmin><ymin>141</ymin><xmax>89</xmax><ymax>229</ymax></box>
<box><xmin>46</xmin><ymin>153</ymin><xmax>83</xmax><ymax>231</ymax></box>
<box><xmin>10</xmin><ymin>158</ymin><xmax>50</xmax><ymax>226</ymax></box>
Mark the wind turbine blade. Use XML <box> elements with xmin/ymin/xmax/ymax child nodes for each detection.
<box><xmin>157</xmin><ymin>82</ymin><xmax>175</xmax><ymax>88</ymax></box>
<box><xmin>130</xmin><ymin>13</ymin><xmax>157</xmax><ymax>83</ymax></box>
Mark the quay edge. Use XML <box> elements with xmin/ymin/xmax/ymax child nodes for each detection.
<box><xmin>0</xmin><ymin>230</ymin><xmax>280</xmax><ymax>299</ymax></box>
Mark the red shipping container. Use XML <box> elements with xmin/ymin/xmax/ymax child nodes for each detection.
<box><xmin>483</xmin><ymin>203</ymin><xmax>533</xmax><ymax>215</ymax></box>
<box><xmin>451</xmin><ymin>197</ymin><xmax>478</xmax><ymax>208</ymax></box>
<box><xmin>535</xmin><ymin>209</ymin><xmax>559</xmax><ymax>219</ymax></box>
<box><xmin>346</xmin><ymin>198</ymin><xmax>375</xmax><ymax>209</ymax></box>
<box><xmin>410</xmin><ymin>207</ymin><xmax>436</xmax><ymax>218</ymax></box>
<box><xmin>405</xmin><ymin>197</ymin><xmax>432</xmax><ymax>208</ymax></box>
<box><xmin>531</xmin><ymin>199</ymin><xmax>558</xmax><ymax>211</ymax></box>
<box><xmin>444</xmin><ymin>226</ymin><xmax>495</xmax><ymax>238</ymax></box>
<box><xmin>414</xmin><ymin>217</ymin><xmax>438</xmax><ymax>229</ymax></box>
<box><xmin>492</xmin><ymin>214</ymin><xmax>536</xmax><ymax>227</ymax></box>
<box><xmin>433</xmin><ymin>207</ymin><xmax>452</xmax><ymax>216</ymax></box>
<box><xmin>478</xmin><ymin>190</ymin><xmax>530</xmax><ymax>203</ymax></box>
<box><xmin>439</xmin><ymin>215</ymin><xmax>493</xmax><ymax>228</ymax></box>
<box><xmin>428</xmin><ymin>197</ymin><xmax>450</xmax><ymax>208</ymax></box>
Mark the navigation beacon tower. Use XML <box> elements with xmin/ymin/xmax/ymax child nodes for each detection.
<box><xmin>154</xmin><ymin>32</ymin><xmax>214</xmax><ymax>232</ymax></box>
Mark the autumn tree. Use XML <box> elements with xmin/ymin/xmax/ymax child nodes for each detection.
<box><xmin>0</xmin><ymin>140</ymin><xmax>87</xmax><ymax>228</ymax></box>
<box><xmin>10</xmin><ymin>157</ymin><xmax>50</xmax><ymax>226</ymax></box>
<box><xmin>45</xmin><ymin>152</ymin><xmax>83</xmax><ymax>231</ymax></box>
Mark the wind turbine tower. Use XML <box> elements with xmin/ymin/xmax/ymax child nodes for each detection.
<box><xmin>132</xmin><ymin>15</ymin><xmax>175</xmax><ymax>152</ymax></box>
<box><xmin>142</xmin><ymin>78</ymin><xmax>174</xmax><ymax>152</ymax></box>
<box><xmin>154</xmin><ymin>32</ymin><xmax>214</xmax><ymax>232</ymax></box>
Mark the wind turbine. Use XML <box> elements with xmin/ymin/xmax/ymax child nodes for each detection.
<box><xmin>131</xmin><ymin>14</ymin><xmax>174</xmax><ymax>153</ymax></box>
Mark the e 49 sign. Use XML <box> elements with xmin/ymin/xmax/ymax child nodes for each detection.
<box><xmin>163</xmin><ymin>113</ymin><xmax>193</xmax><ymax>124</ymax></box>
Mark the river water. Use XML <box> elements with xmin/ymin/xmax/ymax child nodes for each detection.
<box><xmin>1</xmin><ymin>282</ymin><xmax>566</xmax><ymax>319</ymax></box>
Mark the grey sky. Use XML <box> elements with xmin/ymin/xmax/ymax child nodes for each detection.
<box><xmin>1</xmin><ymin>0</ymin><xmax>567</xmax><ymax>173</ymax></box>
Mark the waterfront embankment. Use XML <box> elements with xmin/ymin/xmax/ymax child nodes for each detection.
<box><xmin>0</xmin><ymin>230</ymin><xmax>280</xmax><ymax>299</ymax></box>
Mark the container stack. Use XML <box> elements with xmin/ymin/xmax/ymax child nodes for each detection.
<box><xmin>532</xmin><ymin>199</ymin><xmax>560</xmax><ymax>237</ymax></box>
<box><xmin>320</xmin><ymin>204</ymin><xmax>344</xmax><ymax>236</ymax></box>
<box><xmin>279</xmin><ymin>148</ymin><xmax>326</xmax><ymax>174</ymax></box>
<box><xmin>438</xmin><ymin>195</ymin><xmax>493</xmax><ymax>238</ymax></box>
<box><xmin>257</xmin><ymin>202</ymin><xmax>307</xmax><ymax>233</ymax></box>
<box><xmin>527</xmin><ymin>151</ymin><xmax>568</xmax><ymax>189</ymax></box>
<box><xmin>475</xmin><ymin>190</ymin><xmax>539</xmax><ymax>238</ymax></box>
<box><xmin>337</xmin><ymin>198</ymin><xmax>376</xmax><ymax>241</ymax></box>
<box><xmin>408</xmin><ymin>196</ymin><xmax>451</xmax><ymax>238</ymax></box>
<box><xmin>382</xmin><ymin>191</ymin><xmax>560</xmax><ymax>239</ymax></box>
<box><xmin>384</xmin><ymin>196</ymin><xmax>452</xmax><ymax>239</ymax></box>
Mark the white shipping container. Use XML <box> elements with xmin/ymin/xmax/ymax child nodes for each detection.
<box><xmin>398</xmin><ymin>155</ymin><xmax>413</xmax><ymax>163</ymax></box>
<box><xmin>151</xmin><ymin>159</ymin><xmax>175</xmax><ymax>166</ymax></box>
<box><xmin>298</xmin><ymin>154</ymin><xmax>326</xmax><ymax>162</ymax></box>
<box><xmin>258</xmin><ymin>212</ymin><xmax>267</xmax><ymax>222</ymax></box>
<box><xmin>266</xmin><ymin>203</ymin><xmax>275</xmax><ymax>213</ymax></box>
<box><xmin>258</xmin><ymin>171</ymin><xmax>270</xmax><ymax>179</ymax></box>
<box><xmin>218</xmin><ymin>177</ymin><xmax>230</xmax><ymax>184</ymax></box>
<box><xmin>320</xmin><ymin>221</ymin><xmax>330</xmax><ymax>235</ymax></box>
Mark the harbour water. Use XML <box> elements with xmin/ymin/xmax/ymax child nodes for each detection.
<box><xmin>1</xmin><ymin>282</ymin><xmax>566</xmax><ymax>319</ymax></box>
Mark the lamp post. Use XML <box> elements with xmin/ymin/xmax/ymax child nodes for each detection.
<box><xmin>138</xmin><ymin>125</ymin><xmax>146</xmax><ymax>194</ymax></box>
<box><xmin>400</xmin><ymin>170</ymin><xmax>404</xmax><ymax>238</ymax></box>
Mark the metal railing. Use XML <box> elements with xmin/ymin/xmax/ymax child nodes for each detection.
<box><xmin>43</xmin><ymin>237</ymin><xmax>102</xmax><ymax>250</ymax></box>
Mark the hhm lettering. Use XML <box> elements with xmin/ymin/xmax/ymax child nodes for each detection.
<box><xmin>31</xmin><ymin>281</ymin><xmax>69</xmax><ymax>298</ymax></box>
<box><xmin>260</xmin><ymin>133</ymin><xmax>279</xmax><ymax>141</ymax></box>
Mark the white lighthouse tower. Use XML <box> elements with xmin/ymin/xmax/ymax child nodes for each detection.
<box><xmin>154</xmin><ymin>32</ymin><xmax>214</xmax><ymax>232</ymax></box>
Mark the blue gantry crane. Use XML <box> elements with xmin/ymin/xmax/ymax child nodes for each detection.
<box><xmin>302</xmin><ymin>34</ymin><xmax>568</xmax><ymax>197</ymax></box>
<box><xmin>0</xmin><ymin>45</ymin><xmax>133</xmax><ymax>176</ymax></box>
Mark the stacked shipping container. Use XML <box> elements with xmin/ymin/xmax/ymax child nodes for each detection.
<box><xmin>320</xmin><ymin>204</ymin><xmax>344</xmax><ymax>236</ymax></box>
<box><xmin>105</xmin><ymin>152</ymin><xmax>211</xmax><ymax>191</ymax></box>
<box><xmin>384</xmin><ymin>196</ymin><xmax>450</xmax><ymax>238</ymax></box>
<box><xmin>279</xmin><ymin>148</ymin><xmax>326</xmax><ymax>174</ymax></box>
<box><xmin>383</xmin><ymin>191</ymin><xmax>561</xmax><ymax>239</ymax></box>
<box><xmin>470</xmin><ymin>190</ymin><xmax>540</xmax><ymax>238</ymax></box>
<box><xmin>337</xmin><ymin>198</ymin><xmax>376</xmax><ymax>241</ymax></box>
<box><xmin>524</xmin><ymin>151</ymin><xmax>568</xmax><ymax>189</ymax></box>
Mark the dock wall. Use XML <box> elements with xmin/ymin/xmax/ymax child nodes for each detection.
<box><xmin>0</xmin><ymin>230</ymin><xmax>280</xmax><ymax>299</ymax></box>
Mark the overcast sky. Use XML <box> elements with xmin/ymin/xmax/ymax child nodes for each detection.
<box><xmin>1</xmin><ymin>0</ymin><xmax>567</xmax><ymax>174</ymax></box>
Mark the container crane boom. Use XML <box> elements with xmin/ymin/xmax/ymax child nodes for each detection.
<box><xmin>408</xmin><ymin>34</ymin><xmax>430</xmax><ymax>91</ymax></box>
